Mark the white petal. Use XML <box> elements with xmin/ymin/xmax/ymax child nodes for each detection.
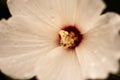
<box><xmin>0</xmin><ymin>37</ymin><xmax>57</xmax><ymax>79</ymax></box>
<box><xmin>76</xmin><ymin>13</ymin><xmax>120</xmax><ymax>79</ymax></box>
<box><xmin>86</xmin><ymin>12</ymin><xmax>120</xmax><ymax>59</ymax></box>
<box><xmin>0</xmin><ymin>16</ymin><xmax>57</xmax><ymax>57</ymax></box>
<box><xmin>76</xmin><ymin>47</ymin><xmax>119</xmax><ymax>79</ymax></box>
<box><xmin>7</xmin><ymin>0</ymin><xmax>105</xmax><ymax>32</ymax></box>
<box><xmin>7</xmin><ymin>0</ymin><xmax>62</xmax><ymax>28</ymax></box>
<box><xmin>35</xmin><ymin>47</ymin><xmax>84</xmax><ymax>80</ymax></box>
<box><xmin>0</xmin><ymin>51</ymin><xmax>40</xmax><ymax>79</ymax></box>
<box><xmin>7</xmin><ymin>0</ymin><xmax>28</xmax><ymax>16</ymax></box>
<box><xmin>7</xmin><ymin>0</ymin><xmax>78</xmax><ymax>25</ymax></box>
<box><xmin>74</xmin><ymin>0</ymin><xmax>105</xmax><ymax>33</ymax></box>
<box><xmin>0</xmin><ymin>41</ymin><xmax>58</xmax><ymax>79</ymax></box>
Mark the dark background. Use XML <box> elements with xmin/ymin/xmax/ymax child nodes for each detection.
<box><xmin>0</xmin><ymin>0</ymin><xmax>120</xmax><ymax>80</ymax></box>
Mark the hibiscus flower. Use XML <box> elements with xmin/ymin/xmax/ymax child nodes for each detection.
<box><xmin>0</xmin><ymin>0</ymin><xmax>120</xmax><ymax>80</ymax></box>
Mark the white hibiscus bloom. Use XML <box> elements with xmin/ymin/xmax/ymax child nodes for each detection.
<box><xmin>0</xmin><ymin>0</ymin><xmax>120</xmax><ymax>80</ymax></box>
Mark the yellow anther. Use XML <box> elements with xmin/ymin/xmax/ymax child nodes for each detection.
<box><xmin>59</xmin><ymin>30</ymin><xmax>78</xmax><ymax>49</ymax></box>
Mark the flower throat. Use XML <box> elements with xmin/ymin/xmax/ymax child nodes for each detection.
<box><xmin>59</xmin><ymin>26</ymin><xmax>83</xmax><ymax>49</ymax></box>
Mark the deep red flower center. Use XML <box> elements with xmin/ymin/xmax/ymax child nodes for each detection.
<box><xmin>58</xmin><ymin>25</ymin><xmax>83</xmax><ymax>49</ymax></box>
